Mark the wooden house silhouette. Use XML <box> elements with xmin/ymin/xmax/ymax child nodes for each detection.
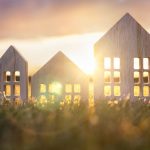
<box><xmin>31</xmin><ymin>51</ymin><xmax>88</xmax><ymax>103</ymax></box>
<box><xmin>94</xmin><ymin>13</ymin><xmax>150</xmax><ymax>100</ymax></box>
<box><xmin>0</xmin><ymin>46</ymin><xmax>28</xmax><ymax>100</ymax></box>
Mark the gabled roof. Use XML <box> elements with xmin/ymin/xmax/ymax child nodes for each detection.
<box><xmin>95</xmin><ymin>13</ymin><xmax>150</xmax><ymax>50</ymax></box>
<box><xmin>1</xmin><ymin>45</ymin><xmax>27</xmax><ymax>63</ymax></box>
<box><xmin>33</xmin><ymin>51</ymin><xmax>87</xmax><ymax>77</ymax></box>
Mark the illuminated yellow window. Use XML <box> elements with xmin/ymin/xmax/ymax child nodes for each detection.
<box><xmin>65</xmin><ymin>95</ymin><xmax>72</xmax><ymax>104</ymax></box>
<box><xmin>134</xmin><ymin>72</ymin><xmax>140</xmax><ymax>83</ymax></box>
<box><xmin>40</xmin><ymin>84</ymin><xmax>46</xmax><ymax>93</ymax></box>
<box><xmin>143</xmin><ymin>86</ymin><xmax>149</xmax><ymax>96</ymax></box>
<box><xmin>114</xmin><ymin>71</ymin><xmax>120</xmax><ymax>83</ymax></box>
<box><xmin>5</xmin><ymin>84</ymin><xmax>11</xmax><ymax>96</ymax></box>
<box><xmin>48</xmin><ymin>84</ymin><xmax>53</xmax><ymax>93</ymax></box>
<box><xmin>15</xmin><ymin>71</ymin><xmax>20</xmax><ymax>81</ymax></box>
<box><xmin>74</xmin><ymin>95</ymin><xmax>81</xmax><ymax>100</ymax></box>
<box><xmin>74</xmin><ymin>95</ymin><xmax>81</xmax><ymax>105</ymax></box>
<box><xmin>114</xmin><ymin>58</ymin><xmax>120</xmax><ymax>69</ymax></box>
<box><xmin>134</xmin><ymin>58</ymin><xmax>140</xmax><ymax>69</ymax></box>
<box><xmin>143</xmin><ymin>72</ymin><xmax>149</xmax><ymax>83</ymax></box>
<box><xmin>104</xmin><ymin>71</ymin><xmax>111</xmax><ymax>83</ymax></box>
<box><xmin>14</xmin><ymin>84</ymin><xmax>20</xmax><ymax>96</ymax></box>
<box><xmin>89</xmin><ymin>82</ymin><xmax>94</xmax><ymax>96</ymax></box>
<box><xmin>104</xmin><ymin>86</ymin><xmax>111</xmax><ymax>96</ymax></box>
<box><xmin>104</xmin><ymin>57</ymin><xmax>111</xmax><ymax>69</ymax></box>
<box><xmin>134</xmin><ymin>86</ymin><xmax>140</xmax><ymax>96</ymax></box>
<box><xmin>143</xmin><ymin>58</ymin><xmax>149</xmax><ymax>69</ymax></box>
<box><xmin>48</xmin><ymin>82</ymin><xmax>62</xmax><ymax>94</ymax></box>
<box><xmin>114</xmin><ymin>86</ymin><xmax>120</xmax><ymax>96</ymax></box>
<box><xmin>39</xmin><ymin>95</ymin><xmax>47</xmax><ymax>103</ymax></box>
<box><xmin>74</xmin><ymin>84</ymin><xmax>81</xmax><ymax>93</ymax></box>
<box><xmin>49</xmin><ymin>95</ymin><xmax>55</xmax><ymax>103</ymax></box>
<box><xmin>65</xmin><ymin>84</ymin><xmax>72</xmax><ymax>93</ymax></box>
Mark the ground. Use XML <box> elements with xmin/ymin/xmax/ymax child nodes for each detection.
<box><xmin>0</xmin><ymin>99</ymin><xmax>150</xmax><ymax>150</ymax></box>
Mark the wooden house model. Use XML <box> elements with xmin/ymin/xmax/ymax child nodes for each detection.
<box><xmin>94</xmin><ymin>13</ymin><xmax>150</xmax><ymax>100</ymax></box>
<box><xmin>0</xmin><ymin>46</ymin><xmax>28</xmax><ymax>100</ymax></box>
<box><xmin>31</xmin><ymin>51</ymin><xmax>88</xmax><ymax>103</ymax></box>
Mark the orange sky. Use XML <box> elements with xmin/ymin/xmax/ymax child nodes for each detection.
<box><xmin>0</xmin><ymin>0</ymin><xmax>149</xmax><ymax>75</ymax></box>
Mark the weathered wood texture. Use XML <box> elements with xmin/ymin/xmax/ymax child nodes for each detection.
<box><xmin>0</xmin><ymin>46</ymin><xmax>28</xmax><ymax>100</ymax></box>
<box><xmin>94</xmin><ymin>13</ymin><xmax>150</xmax><ymax>100</ymax></box>
<box><xmin>31</xmin><ymin>51</ymin><xmax>89</xmax><ymax>100</ymax></box>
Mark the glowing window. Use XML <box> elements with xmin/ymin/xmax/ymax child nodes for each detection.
<box><xmin>74</xmin><ymin>95</ymin><xmax>81</xmax><ymax>100</ymax></box>
<box><xmin>65</xmin><ymin>84</ymin><xmax>72</xmax><ymax>93</ymax></box>
<box><xmin>134</xmin><ymin>72</ymin><xmax>140</xmax><ymax>83</ymax></box>
<box><xmin>104</xmin><ymin>86</ymin><xmax>111</xmax><ymax>96</ymax></box>
<box><xmin>49</xmin><ymin>82</ymin><xmax>62</xmax><ymax>94</ymax></box>
<box><xmin>143</xmin><ymin>58</ymin><xmax>149</xmax><ymax>69</ymax></box>
<box><xmin>143</xmin><ymin>72</ymin><xmax>149</xmax><ymax>83</ymax></box>
<box><xmin>114</xmin><ymin>71</ymin><xmax>120</xmax><ymax>83</ymax></box>
<box><xmin>15</xmin><ymin>71</ymin><xmax>20</xmax><ymax>81</ymax></box>
<box><xmin>104</xmin><ymin>57</ymin><xmax>111</xmax><ymax>69</ymax></box>
<box><xmin>134</xmin><ymin>58</ymin><xmax>140</xmax><ymax>69</ymax></box>
<box><xmin>5</xmin><ymin>84</ymin><xmax>11</xmax><ymax>96</ymax></box>
<box><xmin>74</xmin><ymin>95</ymin><xmax>81</xmax><ymax>104</ymax></box>
<box><xmin>14</xmin><ymin>84</ymin><xmax>20</xmax><ymax>96</ymax></box>
<box><xmin>114</xmin><ymin>86</ymin><xmax>120</xmax><ymax>96</ymax></box>
<box><xmin>143</xmin><ymin>86</ymin><xmax>149</xmax><ymax>96</ymax></box>
<box><xmin>89</xmin><ymin>82</ymin><xmax>94</xmax><ymax>95</ymax></box>
<box><xmin>48</xmin><ymin>84</ymin><xmax>53</xmax><ymax>93</ymax></box>
<box><xmin>74</xmin><ymin>84</ymin><xmax>81</xmax><ymax>93</ymax></box>
<box><xmin>114</xmin><ymin>58</ymin><xmax>120</xmax><ymax>69</ymax></box>
<box><xmin>49</xmin><ymin>95</ymin><xmax>55</xmax><ymax>103</ymax></box>
<box><xmin>134</xmin><ymin>86</ymin><xmax>140</xmax><ymax>96</ymax></box>
<box><xmin>104</xmin><ymin>71</ymin><xmax>111</xmax><ymax>83</ymax></box>
<box><xmin>65</xmin><ymin>95</ymin><xmax>72</xmax><ymax>104</ymax></box>
<box><xmin>40</xmin><ymin>84</ymin><xmax>46</xmax><ymax>93</ymax></box>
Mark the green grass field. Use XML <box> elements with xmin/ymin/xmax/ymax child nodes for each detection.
<box><xmin>0</xmin><ymin>99</ymin><xmax>150</xmax><ymax>150</ymax></box>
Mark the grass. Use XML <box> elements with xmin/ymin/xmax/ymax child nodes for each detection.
<box><xmin>0</xmin><ymin>99</ymin><xmax>150</xmax><ymax>150</ymax></box>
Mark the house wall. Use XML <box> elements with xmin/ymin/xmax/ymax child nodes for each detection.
<box><xmin>94</xmin><ymin>14</ymin><xmax>150</xmax><ymax>100</ymax></box>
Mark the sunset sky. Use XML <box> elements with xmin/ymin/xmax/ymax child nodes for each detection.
<box><xmin>0</xmin><ymin>0</ymin><xmax>150</xmax><ymax>75</ymax></box>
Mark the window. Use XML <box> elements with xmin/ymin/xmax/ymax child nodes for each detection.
<box><xmin>74</xmin><ymin>95</ymin><xmax>81</xmax><ymax>104</ymax></box>
<box><xmin>104</xmin><ymin>57</ymin><xmax>121</xmax><ymax>97</ymax></box>
<box><xmin>134</xmin><ymin>58</ymin><xmax>140</xmax><ymax>69</ymax></box>
<box><xmin>40</xmin><ymin>84</ymin><xmax>46</xmax><ymax>93</ymax></box>
<box><xmin>15</xmin><ymin>71</ymin><xmax>20</xmax><ymax>81</ymax></box>
<box><xmin>114</xmin><ymin>86</ymin><xmax>120</xmax><ymax>96</ymax></box>
<box><xmin>143</xmin><ymin>58</ymin><xmax>149</xmax><ymax>69</ymax></box>
<box><xmin>74</xmin><ymin>84</ymin><xmax>80</xmax><ymax>93</ymax></box>
<box><xmin>143</xmin><ymin>86</ymin><xmax>149</xmax><ymax>96</ymax></box>
<box><xmin>48</xmin><ymin>82</ymin><xmax>62</xmax><ymax>94</ymax></box>
<box><xmin>4</xmin><ymin>84</ymin><xmax>11</xmax><ymax>96</ymax></box>
<box><xmin>143</xmin><ymin>72</ymin><xmax>149</xmax><ymax>83</ymax></box>
<box><xmin>65</xmin><ymin>95</ymin><xmax>72</xmax><ymax>104</ymax></box>
<box><xmin>104</xmin><ymin>71</ymin><xmax>111</xmax><ymax>83</ymax></box>
<box><xmin>104</xmin><ymin>57</ymin><xmax>111</xmax><ymax>69</ymax></box>
<box><xmin>133</xmin><ymin>58</ymin><xmax>150</xmax><ymax>97</ymax></box>
<box><xmin>3</xmin><ymin>71</ymin><xmax>11</xmax><ymax>81</ymax></box>
<box><xmin>48</xmin><ymin>84</ymin><xmax>53</xmax><ymax>93</ymax></box>
<box><xmin>134</xmin><ymin>72</ymin><xmax>140</xmax><ymax>83</ymax></box>
<box><xmin>114</xmin><ymin>71</ymin><xmax>120</xmax><ymax>83</ymax></box>
<box><xmin>14</xmin><ymin>84</ymin><xmax>20</xmax><ymax>96</ymax></box>
<box><xmin>134</xmin><ymin>86</ymin><xmax>140</xmax><ymax>96</ymax></box>
<box><xmin>65</xmin><ymin>84</ymin><xmax>72</xmax><ymax>93</ymax></box>
<box><xmin>104</xmin><ymin>86</ymin><xmax>111</xmax><ymax>96</ymax></box>
<box><xmin>114</xmin><ymin>58</ymin><xmax>120</xmax><ymax>69</ymax></box>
